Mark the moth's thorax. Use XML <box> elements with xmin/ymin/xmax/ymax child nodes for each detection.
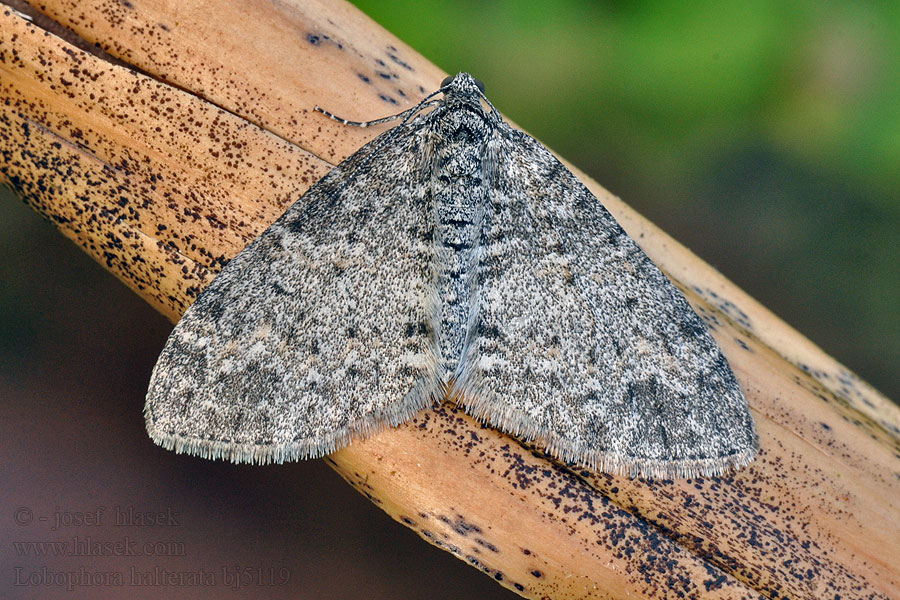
<box><xmin>430</xmin><ymin>107</ymin><xmax>494</xmax><ymax>376</ymax></box>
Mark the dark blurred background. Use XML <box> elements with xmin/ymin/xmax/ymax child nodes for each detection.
<box><xmin>2</xmin><ymin>1</ymin><xmax>897</xmax><ymax>599</ymax></box>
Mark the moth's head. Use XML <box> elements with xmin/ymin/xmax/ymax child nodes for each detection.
<box><xmin>439</xmin><ymin>73</ymin><xmax>494</xmax><ymax>117</ymax></box>
<box><xmin>441</xmin><ymin>73</ymin><xmax>486</xmax><ymax>97</ymax></box>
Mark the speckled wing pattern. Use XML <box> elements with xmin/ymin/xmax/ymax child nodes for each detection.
<box><xmin>454</xmin><ymin>128</ymin><xmax>758</xmax><ymax>478</ymax></box>
<box><xmin>145</xmin><ymin>73</ymin><xmax>757</xmax><ymax>477</ymax></box>
<box><xmin>145</xmin><ymin>126</ymin><xmax>441</xmax><ymax>463</ymax></box>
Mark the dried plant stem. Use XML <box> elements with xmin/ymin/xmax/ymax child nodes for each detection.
<box><xmin>2</xmin><ymin>3</ymin><xmax>898</xmax><ymax>598</ymax></box>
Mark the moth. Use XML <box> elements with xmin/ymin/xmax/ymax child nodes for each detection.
<box><xmin>145</xmin><ymin>73</ymin><xmax>757</xmax><ymax>478</ymax></box>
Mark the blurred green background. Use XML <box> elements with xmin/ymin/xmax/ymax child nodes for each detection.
<box><xmin>351</xmin><ymin>0</ymin><xmax>900</xmax><ymax>400</ymax></box>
